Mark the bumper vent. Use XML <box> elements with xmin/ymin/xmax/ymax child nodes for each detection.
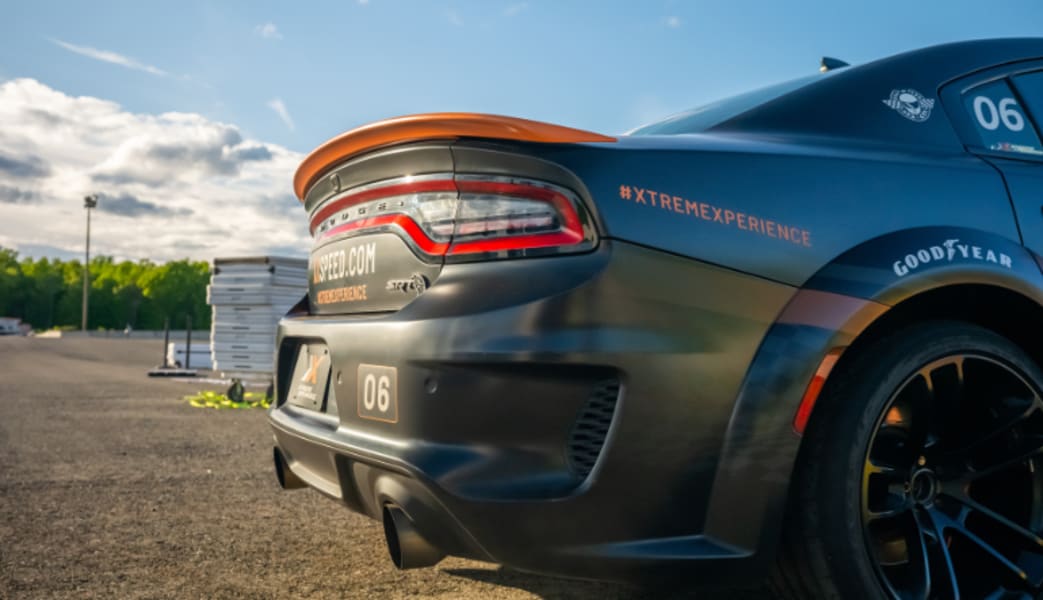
<box><xmin>566</xmin><ymin>380</ymin><xmax>621</xmax><ymax>478</ymax></box>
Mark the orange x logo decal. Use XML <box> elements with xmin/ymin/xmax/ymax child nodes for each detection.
<box><xmin>301</xmin><ymin>355</ymin><xmax>322</xmax><ymax>385</ymax></box>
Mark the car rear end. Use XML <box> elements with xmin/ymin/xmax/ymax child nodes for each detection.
<box><xmin>269</xmin><ymin>116</ymin><xmax>795</xmax><ymax>583</ymax></box>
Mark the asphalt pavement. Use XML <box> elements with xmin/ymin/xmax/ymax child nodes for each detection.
<box><xmin>0</xmin><ymin>337</ymin><xmax>767</xmax><ymax>599</ymax></box>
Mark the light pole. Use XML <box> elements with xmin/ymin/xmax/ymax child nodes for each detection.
<box><xmin>82</xmin><ymin>194</ymin><xmax>98</xmax><ymax>331</ymax></box>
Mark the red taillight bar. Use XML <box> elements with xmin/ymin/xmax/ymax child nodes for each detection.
<box><xmin>320</xmin><ymin>214</ymin><xmax>450</xmax><ymax>255</ymax></box>
<box><xmin>448</xmin><ymin>179</ymin><xmax>585</xmax><ymax>255</ymax></box>
<box><xmin>310</xmin><ymin>179</ymin><xmax>457</xmax><ymax>235</ymax></box>
<box><xmin>311</xmin><ymin>175</ymin><xmax>593</xmax><ymax>259</ymax></box>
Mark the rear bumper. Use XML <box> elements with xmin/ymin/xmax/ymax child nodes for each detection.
<box><xmin>269</xmin><ymin>240</ymin><xmax>797</xmax><ymax>583</ymax></box>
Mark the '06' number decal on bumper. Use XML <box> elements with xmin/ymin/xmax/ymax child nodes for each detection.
<box><xmin>357</xmin><ymin>364</ymin><xmax>398</xmax><ymax>423</ymax></box>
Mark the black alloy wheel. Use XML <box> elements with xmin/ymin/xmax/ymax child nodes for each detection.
<box><xmin>863</xmin><ymin>354</ymin><xmax>1043</xmax><ymax>599</ymax></box>
<box><xmin>772</xmin><ymin>322</ymin><xmax>1043</xmax><ymax>600</ymax></box>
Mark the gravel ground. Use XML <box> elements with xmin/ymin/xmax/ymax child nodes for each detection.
<box><xmin>0</xmin><ymin>337</ymin><xmax>768</xmax><ymax>599</ymax></box>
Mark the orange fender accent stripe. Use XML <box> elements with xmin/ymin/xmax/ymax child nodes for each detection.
<box><xmin>293</xmin><ymin>113</ymin><xmax>616</xmax><ymax>201</ymax></box>
<box><xmin>776</xmin><ymin>289</ymin><xmax>889</xmax><ymax>435</ymax></box>
<box><xmin>793</xmin><ymin>348</ymin><xmax>844</xmax><ymax>435</ymax></box>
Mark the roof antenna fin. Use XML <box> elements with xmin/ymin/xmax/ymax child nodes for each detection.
<box><xmin>820</xmin><ymin>56</ymin><xmax>849</xmax><ymax>72</ymax></box>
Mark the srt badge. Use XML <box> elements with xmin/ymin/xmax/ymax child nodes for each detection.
<box><xmin>385</xmin><ymin>273</ymin><xmax>428</xmax><ymax>296</ymax></box>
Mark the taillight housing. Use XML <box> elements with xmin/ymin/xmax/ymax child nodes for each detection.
<box><xmin>309</xmin><ymin>173</ymin><xmax>596</xmax><ymax>261</ymax></box>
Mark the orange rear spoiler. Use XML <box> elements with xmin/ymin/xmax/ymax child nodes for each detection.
<box><xmin>293</xmin><ymin>113</ymin><xmax>616</xmax><ymax>201</ymax></box>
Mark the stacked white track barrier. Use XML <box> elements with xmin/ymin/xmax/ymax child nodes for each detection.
<box><xmin>208</xmin><ymin>256</ymin><xmax>307</xmax><ymax>378</ymax></box>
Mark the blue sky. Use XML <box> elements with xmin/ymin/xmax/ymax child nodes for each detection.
<box><xmin>6</xmin><ymin>0</ymin><xmax>1043</xmax><ymax>153</ymax></box>
<box><xmin>2</xmin><ymin>1</ymin><xmax>1043</xmax><ymax>260</ymax></box>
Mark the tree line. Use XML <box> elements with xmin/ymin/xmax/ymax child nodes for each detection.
<box><xmin>0</xmin><ymin>247</ymin><xmax>210</xmax><ymax>331</ymax></box>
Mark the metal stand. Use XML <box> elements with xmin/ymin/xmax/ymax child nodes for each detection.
<box><xmin>185</xmin><ymin>315</ymin><xmax>192</xmax><ymax>370</ymax></box>
<box><xmin>147</xmin><ymin>315</ymin><xmax>198</xmax><ymax>378</ymax></box>
<box><xmin>161</xmin><ymin>317</ymin><xmax>170</xmax><ymax>365</ymax></box>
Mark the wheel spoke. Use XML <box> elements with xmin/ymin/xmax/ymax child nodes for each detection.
<box><xmin>926</xmin><ymin>360</ymin><xmax>964</xmax><ymax>450</ymax></box>
<box><xmin>867</xmin><ymin>460</ymin><xmax>907</xmax><ymax>480</ymax></box>
<box><xmin>906</xmin><ymin>372</ymin><xmax>934</xmax><ymax>456</ymax></box>
<box><xmin>931</xmin><ymin>506</ymin><xmax>1033</xmax><ymax>587</ymax></box>
<box><xmin>941</xmin><ymin>401</ymin><xmax>1040</xmax><ymax>473</ymax></box>
<box><xmin>866</xmin><ymin>502</ymin><xmax>912</xmax><ymax>522</ymax></box>
<box><xmin>983</xmin><ymin>590</ymin><xmax>1033</xmax><ymax>600</ymax></box>
<box><xmin>942</xmin><ymin>484</ymin><xmax>1043</xmax><ymax>548</ymax></box>
<box><xmin>964</xmin><ymin>433</ymin><xmax>1043</xmax><ymax>482</ymax></box>
<box><xmin>909</xmin><ymin>514</ymin><xmax>933</xmax><ymax>600</ymax></box>
<box><xmin>864</xmin><ymin>460</ymin><xmax>912</xmax><ymax>524</ymax></box>
<box><xmin>872</xmin><ymin>425</ymin><xmax>919</xmax><ymax>469</ymax></box>
<box><xmin>917</xmin><ymin>508</ymin><xmax>960</xmax><ymax>599</ymax></box>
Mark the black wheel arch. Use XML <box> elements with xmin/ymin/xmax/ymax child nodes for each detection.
<box><xmin>837</xmin><ymin>283</ymin><xmax>1043</xmax><ymax>382</ymax></box>
<box><xmin>701</xmin><ymin>230</ymin><xmax>1043</xmax><ymax>577</ymax></box>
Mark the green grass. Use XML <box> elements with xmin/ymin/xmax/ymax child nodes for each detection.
<box><xmin>184</xmin><ymin>390</ymin><xmax>270</xmax><ymax>409</ymax></box>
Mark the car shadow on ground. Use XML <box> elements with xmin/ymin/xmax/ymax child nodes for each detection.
<box><xmin>444</xmin><ymin>567</ymin><xmax>769</xmax><ymax>599</ymax></box>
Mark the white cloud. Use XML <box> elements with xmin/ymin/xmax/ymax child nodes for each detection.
<box><xmin>49</xmin><ymin>38</ymin><xmax>168</xmax><ymax>76</ymax></box>
<box><xmin>0</xmin><ymin>78</ymin><xmax>309</xmax><ymax>261</ymax></box>
<box><xmin>665</xmin><ymin>16</ymin><xmax>682</xmax><ymax>28</ymax></box>
<box><xmin>267</xmin><ymin>98</ymin><xmax>295</xmax><ymax>131</ymax></box>
<box><xmin>254</xmin><ymin>22</ymin><xmax>283</xmax><ymax>40</ymax></box>
<box><xmin>504</xmin><ymin>2</ymin><xmax>528</xmax><ymax>17</ymax></box>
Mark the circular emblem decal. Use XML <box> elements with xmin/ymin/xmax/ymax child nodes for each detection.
<box><xmin>882</xmin><ymin>88</ymin><xmax>935</xmax><ymax>123</ymax></box>
<box><xmin>409</xmin><ymin>273</ymin><xmax>428</xmax><ymax>296</ymax></box>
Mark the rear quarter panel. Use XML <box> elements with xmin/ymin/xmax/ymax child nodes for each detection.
<box><xmin>506</xmin><ymin>134</ymin><xmax>1043</xmax><ymax>560</ymax></box>
<box><xmin>537</xmin><ymin>135</ymin><xmax>1020</xmax><ymax>287</ymax></box>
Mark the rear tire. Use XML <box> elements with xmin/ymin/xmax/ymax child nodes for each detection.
<box><xmin>771</xmin><ymin>321</ymin><xmax>1043</xmax><ymax>599</ymax></box>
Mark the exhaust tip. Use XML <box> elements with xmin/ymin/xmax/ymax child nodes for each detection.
<box><xmin>382</xmin><ymin>505</ymin><xmax>445</xmax><ymax>569</ymax></box>
<box><xmin>273</xmin><ymin>448</ymin><xmax>306</xmax><ymax>490</ymax></box>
